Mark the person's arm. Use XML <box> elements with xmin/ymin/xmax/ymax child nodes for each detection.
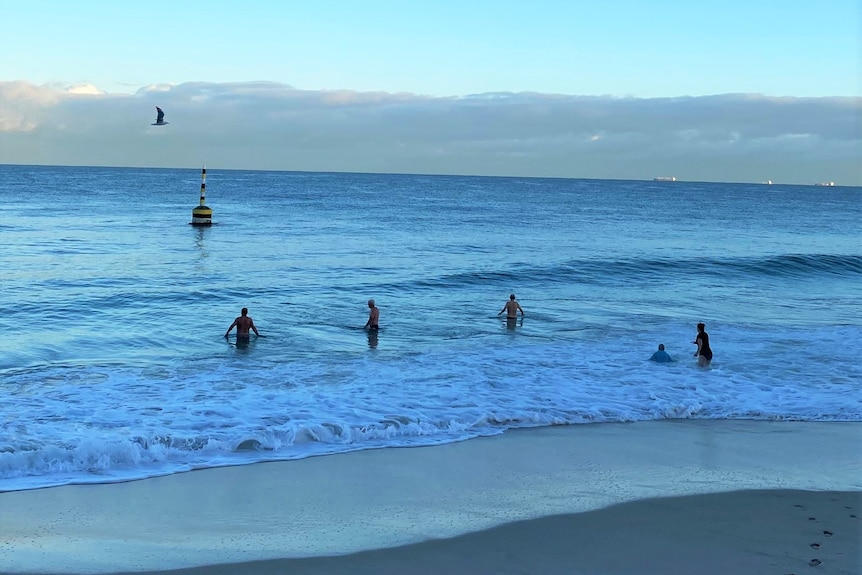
<box><xmin>225</xmin><ymin>319</ymin><xmax>237</xmax><ymax>337</ymax></box>
<box><xmin>694</xmin><ymin>336</ymin><xmax>702</xmax><ymax>357</ymax></box>
<box><xmin>518</xmin><ymin>304</ymin><xmax>524</xmax><ymax>316</ymax></box>
<box><xmin>250</xmin><ymin>319</ymin><xmax>260</xmax><ymax>336</ymax></box>
<box><xmin>498</xmin><ymin>304</ymin><xmax>506</xmax><ymax>315</ymax></box>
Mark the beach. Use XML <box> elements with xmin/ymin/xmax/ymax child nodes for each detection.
<box><xmin>1</xmin><ymin>420</ymin><xmax>860</xmax><ymax>575</ymax></box>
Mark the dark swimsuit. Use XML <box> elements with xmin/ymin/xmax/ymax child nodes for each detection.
<box><xmin>697</xmin><ymin>332</ymin><xmax>713</xmax><ymax>360</ymax></box>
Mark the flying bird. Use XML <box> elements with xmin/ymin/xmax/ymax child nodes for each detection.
<box><xmin>151</xmin><ymin>106</ymin><xmax>169</xmax><ymax>126</ymax></box>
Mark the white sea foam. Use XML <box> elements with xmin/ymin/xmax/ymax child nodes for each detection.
<box><xmin>2</xmin><ymin>321</ymin><xmax>859</xmax><ymax>491</ymax></box>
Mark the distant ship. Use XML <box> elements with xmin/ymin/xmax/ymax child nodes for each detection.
<box><xmin>653</xmin><ymin>176</ymin><xmax>677</xmax><ymax>182</ymax></box>
<box><xmin>815</xmin><ymin>181</ymin><xmax>835</xmax><ymax>187</ymax></box>
<box><xmin>760</xmin><ymin>180</ymin><xmax>773</xmax><ymax>185</ymax></box>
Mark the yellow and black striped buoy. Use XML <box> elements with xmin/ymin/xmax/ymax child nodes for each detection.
<box><xmin>190</xmin><ymin>165</ymin><xmax>213</xmax><ymax>226</ymax></box>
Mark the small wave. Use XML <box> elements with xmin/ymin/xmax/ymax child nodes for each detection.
<box><xmin>378</xmin><ymin>254</ymin><xmax>862</xmax><ymax>294</ymax></box>
<box><xmin>486</xmin><ymin>253</ymin><xmax>862</xmax><ymax>287</ymax></box>
<box><xmin>570</xmin><ymin>253</ymin><xmax>862</xmax><ymax>284</ymax></box>
<box><xmin>740</xmin><ymin>253</ymin><xmax>862</xmax><ymax>278</ymax></box>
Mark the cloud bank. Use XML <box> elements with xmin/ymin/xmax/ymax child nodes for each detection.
<box><xmin>0</xmin><ymin>81</ymin><xmax>858</xmax><ymax>185</ymax></box>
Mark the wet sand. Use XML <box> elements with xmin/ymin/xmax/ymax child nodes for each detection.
<box><xmin>120</xmin><ymin>489</ymin><xmax>862</xmax><ymax>575</ymax></box>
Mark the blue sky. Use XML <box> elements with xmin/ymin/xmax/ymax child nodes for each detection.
<box><xmin>0</xmin><ymin>0</ymin><xmax>859</xmax><ymax>183</ymax></box>
<box><xmin>1</xmin><ymin>0</ymin><xmax>857</xmax><ymax>97</ymax></box>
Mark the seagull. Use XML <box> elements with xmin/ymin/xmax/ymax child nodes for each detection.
<box><xmin>151</xmin><ymin>106</ymin><xmax>169</xmax><ymax>126</ymax></box>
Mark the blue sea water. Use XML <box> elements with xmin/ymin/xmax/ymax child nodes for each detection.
<box><xmin>1</xmin><ymin>165</ymin><xmax>860</xmax><ymax>491</ymax></box>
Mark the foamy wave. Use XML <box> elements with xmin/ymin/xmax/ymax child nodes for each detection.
<box><xmin>2</xmin><ymin>325</ymin><xmax>859</xmax><ymax>492</ymax></box>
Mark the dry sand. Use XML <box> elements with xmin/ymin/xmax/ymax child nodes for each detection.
<box><xmin>1</xmin><ymin>420</ymin><xmax>860</xmax><ymax>574</ymax></box>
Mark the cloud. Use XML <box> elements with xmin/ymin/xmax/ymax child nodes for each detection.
<box><xmin>67</xmin><ymin>84</ymin><xmax>105</xmax><ymax>95</ymax></box>
<box><xmin>0</xmin><ymin>81</ymin><xmax>858</xmax><ymax>185</ymax></box>
<box><xmin>0</xmin><ymin>82</ymin><xmax>63</xmax><ymax>132</ymax></box>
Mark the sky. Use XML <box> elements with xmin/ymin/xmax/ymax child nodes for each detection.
<box><xmin>0</xmin><ymin>0</ymin><xmax>859</xmax><ymax>184</ymax></box>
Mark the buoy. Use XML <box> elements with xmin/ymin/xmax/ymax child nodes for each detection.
<box><xmin>190</xmin><ymin>165</ymin><xmax>213</xmax><ymax>225</ymax></box>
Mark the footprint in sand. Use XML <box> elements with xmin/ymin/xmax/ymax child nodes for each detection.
<box><xmin>810</xmin><ymin>543</ymin><xmax>820</xmax><ymax>549</ymax></box>
<box><xmin>809</xmin><ymin>558</ymin><xmax>822</xmax><ymax>566</ymax></box>
<box><xmin>822</xmin><ymin>530</ymin><xmax>833</xmax><ymax>537</ymax></box>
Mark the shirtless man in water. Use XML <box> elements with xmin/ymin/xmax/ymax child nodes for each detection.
<box><xmin>498</xmin><ymin>294</ymin><xmax>524</xmax><ymax>319</ymax></box>
<box><xmin>365</xmin><ymin>299</ymin><xmax>380</xmax><ymax>330</ymax></box>
<box><xmin>225</xmin><ymin>307</ymin><xmax>260</xmax><ymax>340</ymax></box>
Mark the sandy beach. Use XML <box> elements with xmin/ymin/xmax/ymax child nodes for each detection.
<box><xmin>1</xmin><ymin>420</ymin><xmax>860</xmax><ymax>575</ymax></box>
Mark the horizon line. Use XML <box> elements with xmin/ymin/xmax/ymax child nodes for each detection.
<box><xmin>1</xmin><ymin>162</ymin><xmax>856</xmax><ymax>188</ymax></box>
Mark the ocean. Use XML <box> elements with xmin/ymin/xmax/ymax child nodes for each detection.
<box><xmin>1</xmin><ymin>165</ymin><xmax>860</xmax><ymax>492</ymax></box>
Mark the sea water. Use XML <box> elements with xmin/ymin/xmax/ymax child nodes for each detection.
<box><xmin>1</xmin><ymin>165</ymin><xmax>860</xmax><ymax>491</ymax></box>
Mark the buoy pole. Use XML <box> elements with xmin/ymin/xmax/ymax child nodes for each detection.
<box><xmin>190</xmin><ymin>164</ymin><xmax>213</xmax><ymax>225</ymax></box>
<box><xmin>200</xmin><ymin>165</ymin><xmax>206</xmax><ymax>205</ymax></box>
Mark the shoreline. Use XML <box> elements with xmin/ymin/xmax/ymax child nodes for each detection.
<box><xmin>1</xmin><ymin>420</ymin><xmax>860</xmax><ymax>574</ymax></box>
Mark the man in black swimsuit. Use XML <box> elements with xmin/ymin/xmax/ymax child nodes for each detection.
<box><xmin>225</xmin><ymin>307</ymin><xmax>260</xmax><ymax>343</ymax></box>
<box><xmin>498</xmin><ymin>294</ymin><xmax>524</xmax><ymax>319</ymax></box>
<box><xmin>365</xmin><ymin>299</ymin><xmax>380</xmax><ymax>330</ymax></box>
